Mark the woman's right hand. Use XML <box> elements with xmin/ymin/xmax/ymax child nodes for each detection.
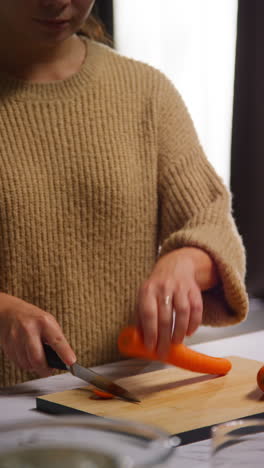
<box><xmin>0</xmin><ymin>293</ymin><xmax>76</xmax><ymax>377</ymax></box>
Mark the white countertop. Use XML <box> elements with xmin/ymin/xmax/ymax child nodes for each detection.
<box><xmin>189</xmin><ymin>330</ymin><xmax>264</xmax><ymax>362</ymax></box>
<box><xmin>1</xmin><ymin>330</ymin><xmax>264</xmax><ymax>467</ymax></box>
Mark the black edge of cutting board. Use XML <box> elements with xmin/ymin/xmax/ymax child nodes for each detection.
<box><xmin>36</xmin><ymin>397</ymin><xmax>264</xmax><ymax>446</ymax></box>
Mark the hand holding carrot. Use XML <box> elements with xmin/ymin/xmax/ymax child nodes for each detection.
<box><xmin>0</xmin><ymin>293</ymin><xmax>76</xmax><ymax>377</ymax></box>
<box><xmin>136</xmin><ymin>247</ymin><xmax>219</xmax><ymax>359</ymax></box>
<box><xmin>118</xmin><ymin>326</ymin><xmax>231</xmax><ymax>375</ymax></box>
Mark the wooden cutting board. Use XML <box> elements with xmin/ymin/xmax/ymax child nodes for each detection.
<box><xmin>36</xmin><ymin>356</ymin><xmax>264</xmax><ymax>445</ymax></box>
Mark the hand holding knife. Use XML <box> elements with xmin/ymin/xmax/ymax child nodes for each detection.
<box><xmin>43</xmin><ymin>343</ymin><xmax>140</xmax><ymax>403</ymax></box>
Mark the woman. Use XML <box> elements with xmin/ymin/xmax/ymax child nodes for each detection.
<box><xmin>0</xmin><ymin>0</ymin><xmax>248</xmax><ymax>387</ymax></box>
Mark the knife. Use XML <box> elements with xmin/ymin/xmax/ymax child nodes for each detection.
<box><xmin>43</xmin><ymin>344</ymin><xmax>140</xmax><ymax>403</ymax></box>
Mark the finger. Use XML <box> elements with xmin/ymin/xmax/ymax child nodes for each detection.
<box><xmin>172</xmin><ymin>289</ymin><xmax>190</xmax><ymax>344</ymax></box>
<box><xmin>137</xmin><ymin>286</ymin><xmax>158</xmax><ymax>351</ymax></box>
<box><xmin>156</xmin><ymin>294</ymin><xmax>173</xmax><ymax>359</ymax></box>
<box><xmin>3</xmin><ymin>345</ymin><xmax>17</xmax><ymax>365</ymax></box>
<box><xmin>186</xmin><ymin>287</ymin><xmax>203</xmax><ymax>336</ymax></box>
<box><xmin>41</xmin><ymin>317</ymin><xmax>76</xmax><ymax>366</ymax></box>
<box><xmin>26</xmin><ymin>336</ymin><xmax>53</xmax><ymax>377</ymax></box>
<box><xmin>5</xmin><ymin>328</ymin><xmax>51</xmax><ymax>375</ymax></box>
<box><xmin>135</xmin><ymin>310</ymin><xmax>143</xmax><ymax>335</ymax></box>
<box><xmin>13</xmin><ymin>346</ymin><xmax>32</xmax><ymax>371</ymax></box>
<box><xmin>4</xmin><ymin>335</ymin><xmax>32</xmax><ymax>371</ymax></box>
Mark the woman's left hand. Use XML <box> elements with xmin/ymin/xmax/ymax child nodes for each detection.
<box><xmin>136</xmin><ymin>247</ymin><xmax>218</xmax><ymax>359</ymax></box>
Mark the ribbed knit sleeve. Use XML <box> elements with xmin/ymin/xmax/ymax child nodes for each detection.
<box><xmin>157</xmin><ymin>74</ymin><xmax>248</xmax><ymax>326</ymax></box>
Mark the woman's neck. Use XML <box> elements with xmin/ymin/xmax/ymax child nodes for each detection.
<box><xmin>0</xmin><ymin>34</ymin><xmax>86</xmax><ymax>83</ymax></box>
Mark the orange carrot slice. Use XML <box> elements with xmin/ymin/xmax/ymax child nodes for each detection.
<box><xmin>118</xmin><ymin>326</ymin><xmax>231</xmax><ymax>375</ymax></box>
<box><xmin>91</xmin><ymin>388</ymin><xmax>114</xmax><ymax>399</ymax></box>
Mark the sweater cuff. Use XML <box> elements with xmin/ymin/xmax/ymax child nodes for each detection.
<box><xmin>158</xmin><ymin>226</ymin><xmax>249</xmax><ymax>326</ymax></box>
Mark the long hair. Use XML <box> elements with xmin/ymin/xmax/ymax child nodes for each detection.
<box><xmin>78</xmin><ymin>13</ymin><xmax>113</xmax><ymax>47</ymax></box>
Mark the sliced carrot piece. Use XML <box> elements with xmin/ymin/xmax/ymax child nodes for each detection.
<box><xmin>91</xmin><ymin>388</ymin><xmax>114</xmax><ymax>399</ymax></box>
<box><xmin>118</xmin><ymin>326</ymin><xmax>231</xmax><ymax>376</ymax></box>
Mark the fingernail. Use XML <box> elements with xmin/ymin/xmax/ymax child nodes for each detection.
<box><xmin>67</xmin><ymin>353</ymin><xmax>77</xmax><ymax>366</ymax></box>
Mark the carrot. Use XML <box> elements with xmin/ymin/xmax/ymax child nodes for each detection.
<box><xmin>118</xmin><ymin>326</ymin><xmax>232</xmax><ymax>376</ymax></box>
<box><xmin>91</xmin><ymin>388</ymin><xmax>114</xmax><ymax>399</ymax></box>
<box><xmin>257</xmin><ymin>366</ymin><xmax>264</xmax><ymax>392</ymax></box>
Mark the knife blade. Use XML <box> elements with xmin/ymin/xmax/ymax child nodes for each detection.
<box><xmin>43</xmin><ymin>344</ymin><xmax>140</xmax><ymax>403</ymax></box>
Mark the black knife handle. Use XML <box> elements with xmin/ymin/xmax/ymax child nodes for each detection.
<box><xmin>43</xmin><ymin>343</ymin><xmax>68</xmax><ymax>370</ymax></box>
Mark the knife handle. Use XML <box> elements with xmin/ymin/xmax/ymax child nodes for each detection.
<box><xmin>43</xmin><ymin>344</ymin><xmax>68</xmax><ymax>370</ymax></box>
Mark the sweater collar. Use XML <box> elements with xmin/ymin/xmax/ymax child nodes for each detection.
<box><xmin>0</xmin><ymin>38</ymin><xmax>107</xmax><ymax>102</ymax></box>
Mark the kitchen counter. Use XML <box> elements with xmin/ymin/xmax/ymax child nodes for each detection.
<box><xmin>1</xmin><ymin>330</ymin><xmax>264</xmax><ymax>467</ymax></box>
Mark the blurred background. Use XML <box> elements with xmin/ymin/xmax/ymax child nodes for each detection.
<box><xmin>93</xmin><ymin>0</ymin><xmax>264</xmax><ymax>342</ymax></box>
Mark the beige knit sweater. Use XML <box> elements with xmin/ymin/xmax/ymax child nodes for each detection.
<box><xmin>0</xmin><ymin>38</ymin><xmax>248</xmax><ymax>387</ymax></box>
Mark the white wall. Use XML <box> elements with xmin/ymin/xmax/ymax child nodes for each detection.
<box><xmin>114</xmin><ymin>0</ymin><xmax>238</xmax><ymax>186</ymax></box>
